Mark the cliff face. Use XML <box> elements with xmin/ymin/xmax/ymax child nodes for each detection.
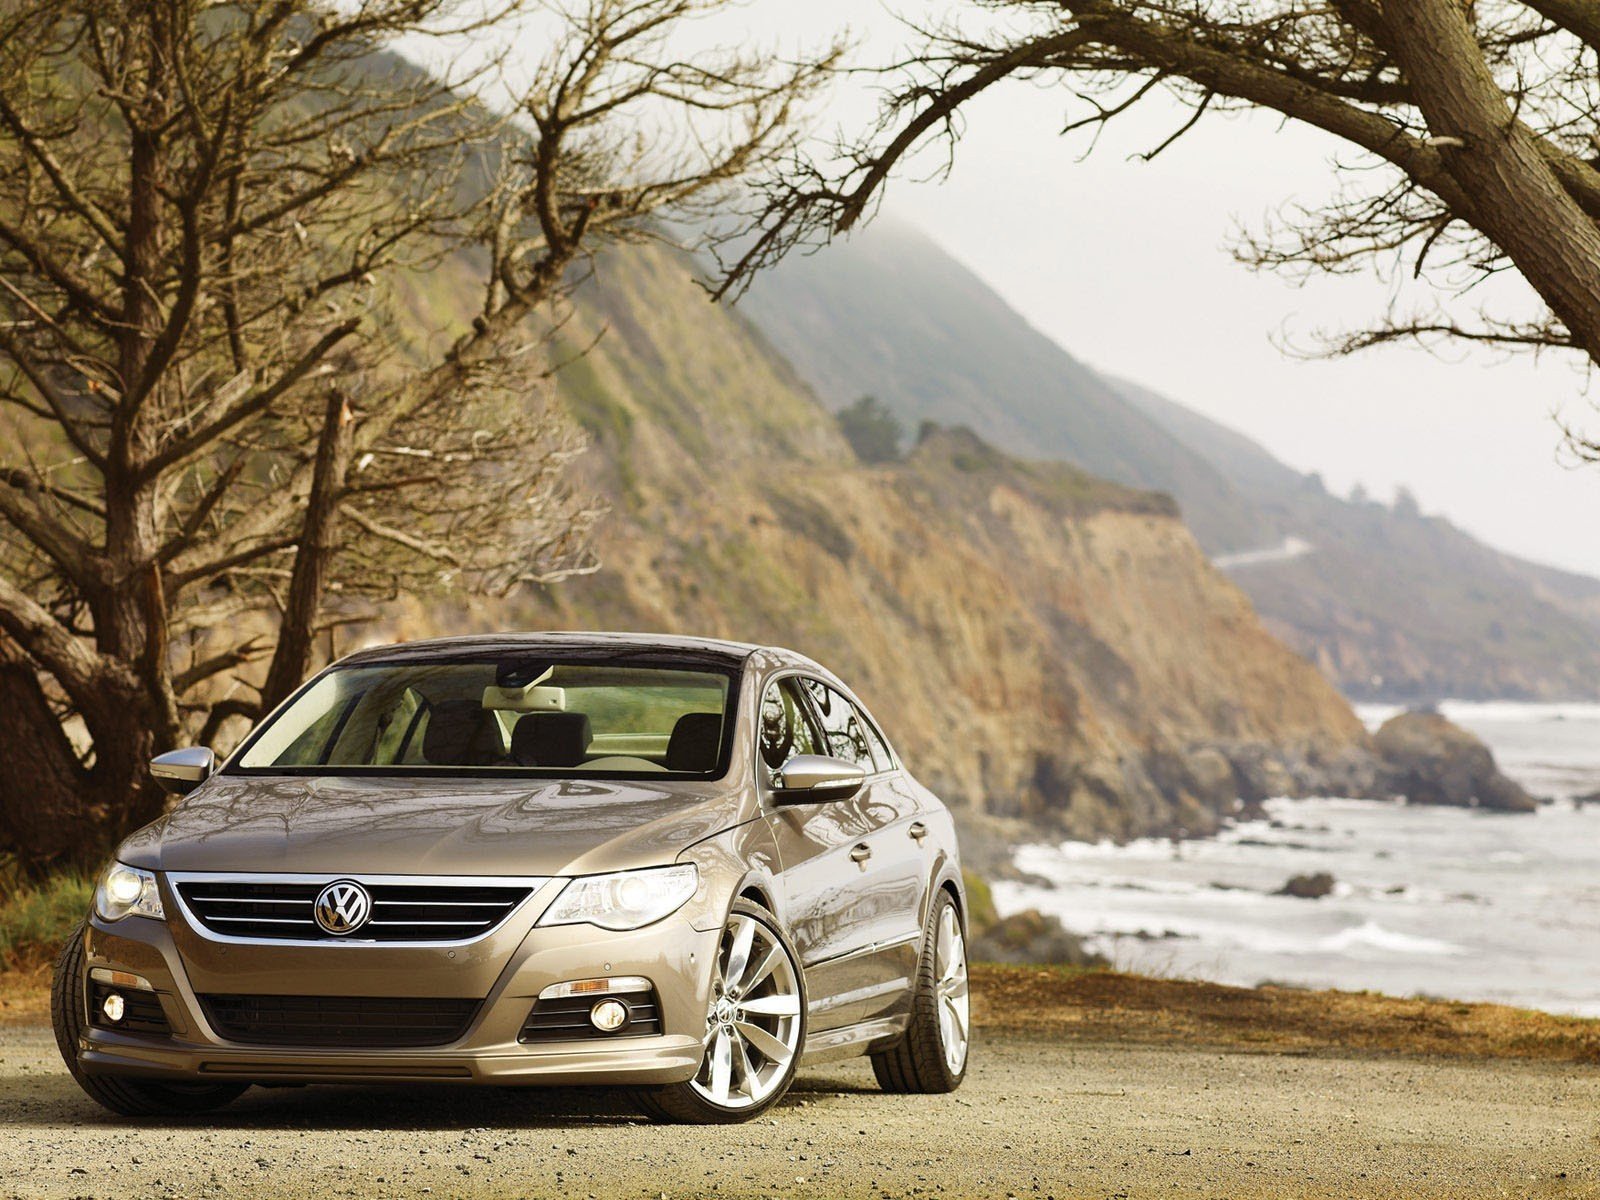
<box><xmin>465</xmin><ymin>244</ymin><xmax>1380</xmax><ymax>844</ymax></box>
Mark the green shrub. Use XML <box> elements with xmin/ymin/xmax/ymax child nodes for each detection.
<box><xmin>836</xmin><ymin>395</ymin><xmax>905</xmax><ymax>463</ymax></box>
<box><xmin>961</xmin><ymin>868</ymin><xmax>1000</xmax><ymax>935</ymax></box>
<box><xmin>1</xmin><ymin>872</ymin><xmax>92</xmax><ymax>971</ymax></box>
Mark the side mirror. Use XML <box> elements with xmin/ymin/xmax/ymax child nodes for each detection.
<box><xmin>771</xmin><ymin>754</ymin><xmax>865</xmax><ymax>805</ymax></box>
<box><xmin>150</xmin><ymin>747</ymin><xmax>216</xmax><ymax>797</ymax></box>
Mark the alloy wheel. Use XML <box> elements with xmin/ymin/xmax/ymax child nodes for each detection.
<box><xmin>689</xmin><ymin>912</ymin><xmax>803</xmax><ymax>1110</ymax></box>
<box><xmin>934</xmin><ymin>903</ymin><xmax>970</xmax><ymax>1075</ymax></box>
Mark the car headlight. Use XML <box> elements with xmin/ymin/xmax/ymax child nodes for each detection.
<box><xmin>94</xmin><ymin>863</ymin><xmax>165</xmax><ymax>923</ymax></box>
<box><xmin>537</xmin><ymin>865</ymin><xmax>697</xmax><ymax>931</ymax></box>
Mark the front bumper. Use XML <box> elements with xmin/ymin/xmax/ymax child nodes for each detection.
<box><xmin>77</xmin><ymin>882</ymin><xmax>723</xmax><ymax>1087</ymax></box>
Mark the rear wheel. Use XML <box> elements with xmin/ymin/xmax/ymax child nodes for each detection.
<box><xmin>872</xmin><ymin>891</ymin><xmax>970</xmax><ymax>1093</ymax></box>
<box><xmin>635</xmin><ymin>899</ymin><xmax>805</xmax><ymax>1124</ymax></box>
<box><xmin>52</xmin><ymin>924</ymin><xmax>248</xmax><ymax>1117</ymax></box>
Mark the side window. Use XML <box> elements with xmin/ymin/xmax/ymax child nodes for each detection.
<box><xmin>852</xmin><ymin>703</ymin><xmax>895</xmax><ymax>772</ymax></box>
<box><xmin>759</xmin><ymin>679</ymin><xmax>821</xmax><ymax>772</ymax></box>
<box><xmin>798</xmin><ymin>678</ymin><xmax>876</xmax><ymax>771</ymax></box>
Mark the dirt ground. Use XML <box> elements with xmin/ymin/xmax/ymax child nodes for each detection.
<box><xmin>3</xmin><ymin>965</ymin><xmax>1598</xmax><ymax>1199</ymax></box>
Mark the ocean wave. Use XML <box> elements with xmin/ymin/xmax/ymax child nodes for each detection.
<box><xmin>1084</xmin><ymin>918</ymin><xmax>1462</xmax><ymax>959</ymax></box>
<box><xmin>1315</xmin><ymin>920</ymin><xmax>1462</xmax><ymax>956</ymax></box>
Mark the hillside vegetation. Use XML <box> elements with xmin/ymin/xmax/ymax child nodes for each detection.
<box><xmin>749</xmin><ymin>221</ymin><xmax>1600</xmax><ymax>701</ymax></box>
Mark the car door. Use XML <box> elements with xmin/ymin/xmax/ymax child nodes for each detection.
<box><xmin>758</xmin><ymin>676</ymin><xmax>879</xmax><ymax>1032</ymax></box>
<box><xmin>796</xmin><ymin>678</ymin><xmax>927</xmax><ymax>1021</ymax></box>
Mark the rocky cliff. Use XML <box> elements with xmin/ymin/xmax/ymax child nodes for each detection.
<box><xmin>439</xmin><ymin>244</ymin><xmax>1384</xmax><ymax>847</ymax></box>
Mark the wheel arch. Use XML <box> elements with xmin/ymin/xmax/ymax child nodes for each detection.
<box><xmin>736</xmin><ymin>880</ymin><xmax>774</xmax><ymax>911</ymax></box>
<box><xmin>924</xmin><ymin>851</ymin><xmax>967</xmax><ymax>934</ymax></box>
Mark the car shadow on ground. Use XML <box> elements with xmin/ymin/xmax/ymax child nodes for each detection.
<box><xmin>3</xmin><ymin>1066</ymin><xmax>881</xmax><ymax>1131</ymax></box>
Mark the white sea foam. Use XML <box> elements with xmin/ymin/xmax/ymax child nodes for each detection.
<box><xmin>1315</xmin><ymin>920</ymin><xmax>1461</xmax><ymax>957</ymax></box>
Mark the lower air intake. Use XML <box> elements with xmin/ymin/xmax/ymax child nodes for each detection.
<box><xmin>199</xmin><ymin>994</ymin><xmax>480</xmax><ymax>1048</ymax></box>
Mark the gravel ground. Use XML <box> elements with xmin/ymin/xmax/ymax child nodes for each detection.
<box><xmin>4</xmin><ymin>1021</ymin><xmax>1598</xmax><ymax>1200</ymax></box>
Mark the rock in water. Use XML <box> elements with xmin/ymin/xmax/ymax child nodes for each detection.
<box><xmin>969</xmin><ymin>909</ymin><xmax>1108</xmax><ymax>967</ymax></box>
<box><xmin>1374</xmin><ymin>711</ymin><xmax>1537</xmax><ymax>812</ymax></box>
<box><xmin>1276</xmin><ymin>871</ymin><xmax>1336</xmax><ymax>899</ymax></box>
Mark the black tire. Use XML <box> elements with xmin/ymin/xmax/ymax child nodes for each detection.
<box><xmin>635</xmin><ymin>899</ymin><xmax>806</xmax><ymax>1124</ymax></box>
<box><xmin>52</xmin><ymin>923</ymin><xmax>248</xmax><ymax>1118</ymax></box>
<box><xmin>872</xmin><ymin>890</ymin><xmax>970</xmax><ymax>1094</ymax></box>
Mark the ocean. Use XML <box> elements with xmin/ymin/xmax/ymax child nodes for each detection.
<box><xmin>992</xmin><ymin>702</ymin><xmax>1600</xmax><ymax>1015</ymax></box>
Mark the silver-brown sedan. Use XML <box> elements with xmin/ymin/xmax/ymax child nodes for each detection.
<box><xmin>54</xmin><ymin>633</ymin><xmax>971</xmax><ymax>1123</ymax></box>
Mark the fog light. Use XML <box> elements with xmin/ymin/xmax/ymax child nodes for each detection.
<box><xmin>101</xmin><ymin>992</ymin><xmax>126</xmax><ymax>1023</ymax></box>
<box><xmin>589</xmin><ymin>998</ymin><xmax>629</xmax><ymax>1032</ymax></box>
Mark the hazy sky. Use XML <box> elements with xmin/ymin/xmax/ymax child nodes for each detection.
<box><xmin>476</xmin><ymin>1</ymin><xmax>1600</xmax><ymax>575</ymax></box>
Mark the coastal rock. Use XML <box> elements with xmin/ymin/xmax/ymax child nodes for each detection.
<box><xmin>1374</xmin><ymin>711</ymin><xmax>1537</xmax><ymax>812</ymax></box>
<box><xmin>961</xmin><ymin>866</ymin><xmax>1106</xmax><ymax>966</ymax></box>
<box><xmin>969</xmin><ymin>908</ymin><xmax>1108</xmax><ymax>967</ymax></box>
<box><xmin>1180</xmin><ymin>747</ymin><xmax>1239</xmax><ymax>810</ymax></box>
<box><xmin>1229</xmin><ymin>747</ymin><xmax>1298</xmax><ymax>805</ymax></box>
<box><xmin>1276</xmin><ymin>871</ymin><xmax>1336</xmax><ymax>900</ymax></box>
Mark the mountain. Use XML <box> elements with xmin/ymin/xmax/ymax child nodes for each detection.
<box><xmin>739</xmin><ymin>221</ymin><xmax>1273</xmax><ymax>557</ymax></box>
<box><xmin>1116</xmin><ymin>379</ymin><xmax>1600</xmax><ymax>700</ymax></box>
<box><xmin>745</xmin><ymin>221</ymin><xmax>1600</xmax><ymax>702</ymax></box>
<box><xmin>424</xmin><ymin>240</ymin><xmax>1382</xmax><ymax>848</ymax></box>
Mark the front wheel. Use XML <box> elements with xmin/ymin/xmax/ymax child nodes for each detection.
<box><xmin>872</xmin><ymin>891</ymin><xmax>970</xmax><ymax>1093</ymax></box>
<box><xmin>635</xmin><ymin>899</ymin><xmax>806</xmax><ymax>1123</ymax></box>
<box><xmin>52</xmin><ymin>924</ymin><xmax>248</xmax><ymax>1118</ymax></box>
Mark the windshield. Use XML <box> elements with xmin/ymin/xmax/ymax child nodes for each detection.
<box><xmin>233</xmin><ymin>656</ymin><xmax>737</xmax><ymax>778</ymax></box>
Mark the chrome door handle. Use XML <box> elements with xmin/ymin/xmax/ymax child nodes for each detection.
<box><xmin>849</xmin><ymin>843</ymin><xmax>872</xmax><ymax>863</ymax></box>
<box><xmin>908</xmin><ymin>822</ymin><xmax>928</xmax><ymax>842</ymax></box>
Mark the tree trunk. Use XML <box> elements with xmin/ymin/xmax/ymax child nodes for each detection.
<box><xmin>0</xmin><ymin>652</ymin><xmax>100</xmax><ymax>875</ymax></box>
<box><xmin>1379</xmin><ymin>0</ymin><xmax>1600</xmax><ymax>361</ymax></box>
<box><xmin>259</xmin><ymin>390</ymin><xmax>354</xmax><ymax>713</ymax></box>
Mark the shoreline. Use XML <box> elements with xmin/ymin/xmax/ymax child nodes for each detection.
<box><xmin>995</xmin><ymin>794</ymin><xmax>1600</xmax><ymax>1017</ymax></box>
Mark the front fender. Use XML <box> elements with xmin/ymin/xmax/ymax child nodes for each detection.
<box><xmin>674</xmin><ymin>817</ymin><xmax>783</xmax><ymax>932</ymax></box>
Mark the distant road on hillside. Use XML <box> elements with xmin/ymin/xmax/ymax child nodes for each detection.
<box><xmin>1214</xmin><ymin>536</ymin><xmax>1317</xmax><ymax>570</ymax></box>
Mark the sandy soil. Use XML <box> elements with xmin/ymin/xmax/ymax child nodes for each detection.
<box><xmin>2</xmin><ymin>967</ymin><xmax>1598</xmax><ymax>1199</ymax></box>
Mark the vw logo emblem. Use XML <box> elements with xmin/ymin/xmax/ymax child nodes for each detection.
<box><xmin>314</xmin><ymin>880</ymin><xmax>372</xmax><ymax>936</ymax></box>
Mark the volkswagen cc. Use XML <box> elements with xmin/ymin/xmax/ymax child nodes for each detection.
<box><xmin>53</xmin><ymin>633</ymin><xmax>971</xmax><ymax>1123</ymax></box>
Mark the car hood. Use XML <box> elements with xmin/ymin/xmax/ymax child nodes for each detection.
<box><xmin>119</xmin><ymin>774</ymin><xmax>752</xmax><ymax>878</ymax></box>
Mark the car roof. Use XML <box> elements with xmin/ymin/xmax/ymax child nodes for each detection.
<box><xmin>335</xmin><ymin>630</ymin><xmax>813</xmax><ymax>670</ymax></box>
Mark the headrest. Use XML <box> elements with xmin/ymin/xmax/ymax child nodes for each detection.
<box><xmin>666</xmin><ymin>712</ymin><xmax>723</xmax><ymax>773</ymax></box>
<box><xmin>423</xmin><ymin>698</ymin><xmax>492</xmax><ymax>766</ymax></box>
<box><xmin>511</xmin><ymin>711</ymin><xmax>592</xmax><ymax>768</ymax></box>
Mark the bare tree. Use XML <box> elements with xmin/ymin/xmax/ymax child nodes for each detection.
<box><xmin>719</xmin><ymin>0</ymin><xmax>1600</xmax><ymax>374</ymax></box>
<box><xmin>0</xmin><ymin>0</ymin><xmax>835</xmax><ymax>872</ymax></box>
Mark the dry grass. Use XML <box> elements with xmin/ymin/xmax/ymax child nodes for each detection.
<box><xmin>0</xmin><ymin>965</ymin><xmax>50</xmax><ymax>1027</ymax></box>
<box><xmin>5</xmin><ymin>956</ymin><xmax>1596</xmax><ymax>1063</ymax></box>
<box><xmin>972</xmin><ymin>964</ymin><xmax>1600</xmax><ymax>1064</ymax></box>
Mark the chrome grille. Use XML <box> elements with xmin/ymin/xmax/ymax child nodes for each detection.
<box><xmin>173</xmin><ymin>876</ymin><xmax>539</xmax><ymax>942</ymax></box>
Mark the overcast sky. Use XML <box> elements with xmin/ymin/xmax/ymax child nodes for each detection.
<box><xmin>474</xmin><ymin>0</ymin><xmax>1600</xmax><ymax>576</ymax></box>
